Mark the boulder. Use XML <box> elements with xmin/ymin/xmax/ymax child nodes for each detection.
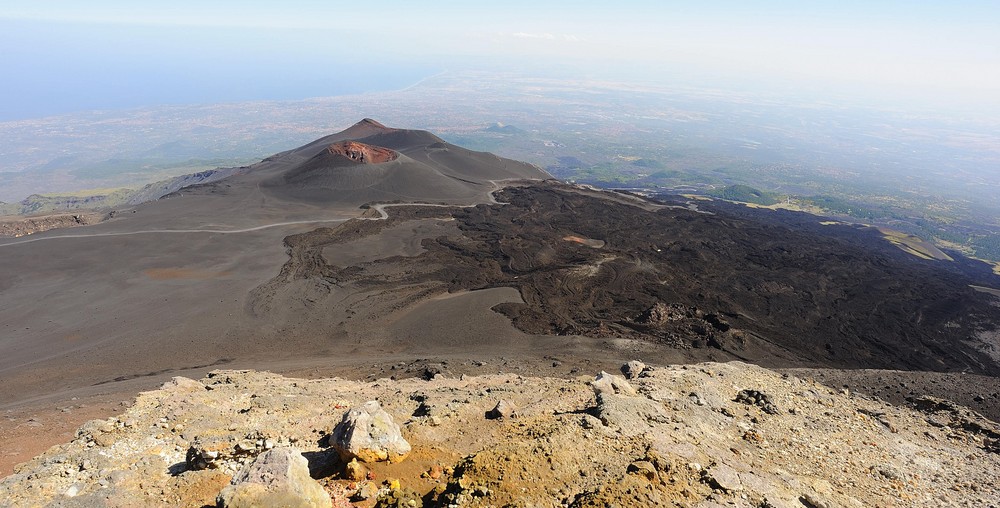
<box><xmin>331</xmin><ymin>401</ymin><xmax>411</xmax><ymax>463</ymax></box>
<box><xmin>217</xmin><ymin>447</ymin><xmax>331</xmax><ymax>508</ymax></box>
<box><xmin>704</xmin><ymin>463</ymin><xmax>742</xmax><ymax>491</ymax></box>
<box><xmin>591</xmin><ymin>371</ymin><xmax>637</xmax><ymax>397</ymax></box>
<box><xmin>485</xmin><ymin>399</ymin><xmax>518</xmax><ymax>420</ymax></box>
<box><xmin>621</xmin><ymin>360</ymin><xmax>646</xmax><ymax>379</ymax></box>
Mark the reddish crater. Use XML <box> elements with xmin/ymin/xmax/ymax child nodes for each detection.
<box><xmin>326</xmin><ymin>141</ymin><xmax>398</xmax><ymax>164</ymax></box>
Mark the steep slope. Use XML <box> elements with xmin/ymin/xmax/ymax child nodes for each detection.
<box><xmin>174</xmin><ymin>118</ymin><xmax>549</xmax><ymax>208</ymax></box>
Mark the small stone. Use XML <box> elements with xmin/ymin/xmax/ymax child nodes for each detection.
<box><xmin>486</xmin><ymin>399</ymin><xmax>518</xmax><ymax>420</ymax></box>
<box><xmin>626</xmin><ymin>460</ymin><xmax>657</xmax><ymax>481</ymax></box>
<box><xmin>235</xmin><ymin>440</ymin><xmax>256</xmax><ymax>453</ymax></box>
<box><xmin>93</xmin><ymin>433</ymin><xmax>115</xmax><ymax>447</ymax></box>
<box><xmin>352</xmin><ymin>482</ymin><xmax>379</xmax><ymax>501</ymax></box>
<box><xmin>621</xmin><ymin>360</ymin><xmax>646</xmax><ymax>379</ymax></box>
<box><xmin>734</xmin><ymin>389</ymin><xmax>779</xmax><ymax>415</ymax></box>
<box><xmin>344</xmin><ymin>458</ymin><xmax>368</xmax><ymax>482</ymax></box>
<box><xmin>428</xmin><ymin>464</ymin><xmax>444</xmax><ymax>480</ymax></box>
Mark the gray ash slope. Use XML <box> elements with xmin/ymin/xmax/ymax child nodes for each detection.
<box><xmin>0</xmin><ymin>119</ymin><xmax>550</xmax><ymax>413</ymax></box>
<box><xmin>176</xmin><ymin>118</ymin><xmax>548</xmax><ymax>206</ymax></box>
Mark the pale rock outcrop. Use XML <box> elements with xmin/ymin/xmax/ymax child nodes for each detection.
<box><xmin>217</xmin><ymin>447</ymin><xmax>331</xmax><ymax>508</ymax></box>
<box><xmin>2</xmin><ymin>364</ymin><xmax>999</xmax><ymax>507</ymax></box>
<box><xmin>591</xmin><ymin>370</ymin><xmax>637</xmax><ymax>396</ymax></box>
<box><xmin>621</xmin><ymin>360</ymin><xmax>647</xmax><ymax>379</ymax></box>
<box><xmin>485</xmin><ymin>399</ymin><xmax>518</xmax><ymax>420</ymax></box>
<box><xmin>331</xmin><ymin>400</ymin><xmax>411</xmax><ymax>463</ymax></box>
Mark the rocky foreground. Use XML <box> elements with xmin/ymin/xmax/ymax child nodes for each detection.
<box><xmin>2</xmin><ymin>362</ymin><xmax>998</xmax><ymax>507</ymax></box>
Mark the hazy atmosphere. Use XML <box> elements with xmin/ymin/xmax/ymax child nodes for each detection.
<box><xmin>3</xmin><ymin>1</ymin><xmax>1000</xmax><ymax>259</ymax></box>
<box><xmin>3</xmin><ymin>1</ymin><xmax>999</xmax><ymax>119</ymax></box>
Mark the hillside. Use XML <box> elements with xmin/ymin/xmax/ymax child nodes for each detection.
<box><xmin>2</xmin><ymin>121</ymin><xmax>999</xmax><ymax>506</ymax></box>
<box><xmin>0</xmin><ymin>118</ymin><xmax>548</xmax><ymax>235</ymax></box>
<box><xmin>1</xmin><ymin>362</ymin><xmax>997</xmax><ymax>507</ymax></box>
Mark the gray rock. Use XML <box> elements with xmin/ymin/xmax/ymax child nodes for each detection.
<box><xmin>591</xmin><ymin>371</ymin><xmax>638</xmax><ymax>397</ymax></box>
<box><xmin>689</xmin><ymin>392</ymin><xmax>706</xmax><ymax>406</ymax></box>
<box><xmin>331</xmin><ymin>401</ymin><xmax>411</xmax><ymax>463</ymax></box>
<box><xmin>799</xmin><ymin>493</ymin><xmax>833</xmax><ymax>508</ymax></box>
<box><xmin>735</xmin><ymin>389</ymin><xmax>779</xmax><ymax>415</ymax></box>
<box><xmin>486</xmin><ymin>399</ymin><xmax>518</xmax><ymax>420</ymax></box>
<box><xmin>352</xmin><ymin>482</ymin><xmax>379</xmax><ymax>501</ymax></box>
<box><xmin>217</xmin><ymin>447</ymin><xmax>331</xmax><ymax>508</ymax></box>
<box><xmin>626</xmin><ymin>460</ymin><xmax>657</xmax><ymax>480</ymax></box>
<box><xmin>704</xmin><ymin>463</ymin><xmax>742</xmax><ymax>491</ymax></box>
<box><xmin>621</xmin><ymin>360</ymin><xmax>646</xmax><ymax>379</ymax></box>
<box><xmin>594</xmin><ymin>393</ymin><xmax>669</xmax><ymax>436</ymax></box>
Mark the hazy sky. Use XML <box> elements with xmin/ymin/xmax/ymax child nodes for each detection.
<box><xmin>2</xmin><ymin>1</ymin><xmax>999</xmax><ymax>119</ymax></box>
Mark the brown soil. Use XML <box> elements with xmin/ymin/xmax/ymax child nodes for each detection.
<box><xmin>0</xmin><ymin>393</ymin><xmax>125</xmax><ymax>477</ymax></box>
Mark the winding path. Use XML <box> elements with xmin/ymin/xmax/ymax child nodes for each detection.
<box><xmin>0</xmin><ymin>180</ymin><xmax>516</xmax><ymax>249</ymax></box>
<box><xmin>0</xmin><ymin>218</ymin><xmax>353</xmax><ymax>248</ymax></box>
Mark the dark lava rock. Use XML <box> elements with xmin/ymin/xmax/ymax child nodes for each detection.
<box><xmin>267</xmin><ymin>182</ymin><xmax>1000</xmax><ymax>376</ymax></box>
<box><xmin>735</xmin><ymin>389</ymin><xmax>780</xmax><ymax>415</ymax></box>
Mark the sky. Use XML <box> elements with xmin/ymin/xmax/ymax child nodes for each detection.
<box><xmin>2</xmin><ymin>1</ymin><xmax>999</xmax><ymax>119</ymax></box>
